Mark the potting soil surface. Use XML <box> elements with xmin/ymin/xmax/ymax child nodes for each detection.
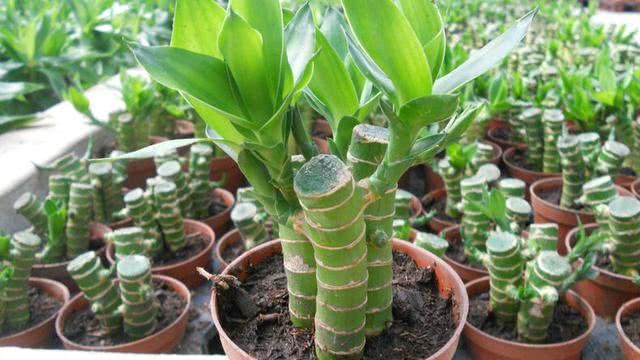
<box><xmin>0</xmin><ymin>287</ymin><xmax>62</xmax><ymax>337</ymax></box>
<box><xmin>152</xmin><ymin>234</ymin><xmax>207</xmax><ymax>266</ymax></box>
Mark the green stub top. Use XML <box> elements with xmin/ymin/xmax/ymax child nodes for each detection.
<box><xmin>603</xmin><ymin>141</ymin><xmax>630</xmax><ymax>158</ymax></box>
<box><xmin>577</xmin><ymin>132</ymin><xmax>600</xmax><ymax>146</ymax></box>
<box><xmin>498</xmin><ymin>178</ymin><xmax>526</xmax><ymax>198</ymax></box>
<box><xmin>13</xmin><ymin>231</ymin><xmax>42</xmax><ymax>249</ymax></box>
<box><xmin>157</xmin><ymin>160</ymin><xmax>182</xmax><ymax>178</ymax></box>
<box><xmin>506</xmin><ymin>197</ymin><xmax>532</xmax><ymax>215</ymax></box>
<box><xmin>294</xmin><ymin>155</ymin><xmax>351</xmax><ymax>198</ymax></box>
<box><xmin>557</xmin><ymin>134</ymin><xmax>578</xmax><ymax>150</ymax></box>
<box><xmin>461</xmin><ymin>174</ymin><xmax>487</xmax><ymax>189</ymax></box>
<box><xmin>154</xmin><ymin>180</ymin><xmax>177</xmax><ymax>195</ymax></box>
<box><xmin>414</xmin><ymin>232</ymin><xmax>449</xmax><ymax>257</ymax></box>
<box><xmin>487</xmin><ymin>231</ymin><xmax>519</xmax><ymax>255</ymax></box>
<box><xmin>582</xmin><ymin>176</ymin><xmax>616</xmax><ymax>205</ymax></box>
<box><xmin>67</xmin><ymin>251</ymin><xmax>97</xmax><ymax>273</ymax></box>
<box><xmin>118</xmin><ymin>113</ymin><xmax>134</xmax><ymax>124</ymax></box>
<box><xmin>609</xmin><ymin>196</ymin><xmax>640</xmax><ymax>220</ymax></box>
<box><xmin>124</xmin><ymin>188</ymin><xmax>145</xmax><ymax>203</ymax></box>
<box><xmin>520</xmin><ymin>107</ymin><xmax>542</xmax><ymax>120</ymax></box>
<box><xmin>117</xmin><ymin>255</ymin><xmax>151</xmax><ymax>280</ymax></box>
<box><xmin>88</xmin><ymin>162</ymin><xmax>112</xmax><ymax>176</ymax></box>
<box><xmin>351</xmin><ymin>123</ymin><xmax>389</xmax><ymax>146</ymax></box>
<box><xmin>475</xmin><ymin>163</ymin><xmax>501</xmax><ymax>183</ymax></box>
<box><xmin>13</xmin><ymin>192</ymin><xmax>37</xmax><ymax>211</ymax></box>
<box><xmin>542</xmin><ymin>109</ymin><xmax>564</xmax><ymax>123</ymax></box>
<box><xmin>231</xmin><ymin>202</ymin><xmax>258</xmax><ymax>223</ymax></box>
<box><xmin>536</xmin><ymin>251</ymin><xmax>571</xmax><ymax>280</ymax></box>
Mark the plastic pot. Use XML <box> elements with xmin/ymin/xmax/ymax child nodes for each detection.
<box><xmin>0</xmin><ymin>278</ymin><xmax>70</xmax><ymax>347</ymax></box>
<box><xmin>421</xmin><ymin>189</ymin><xmax>459</xmax><ymax>234</ymax></box>
<box><xmin>440</xmin><ymin>225</ymin><xmax>488</xmax><ymax>283</ymax></box>
<box><xmin>503</xmin><ymin>147</ymin><xmax>560</xmax><ymax>198</ymax></box>
<box><xmin>211</xmin><ymin>156</ymin><xmax>246</xmax><ymax>194</ymax></box>
<box><xmin>31</xmin><ymin>222</ymin><xmax>111</xmax><ymax>293</ymax></box>
<box><xmin>55</xmin><ymin>275</ymin><xmax>190</xmax><ymax>353</ymax></box>
<box><xmin>486</xmin><ymin>127</ymin><xmax>526</xmax><ymax>152</ymax></box>
<box><xmin>464</xmin><ymin>277</ymin><xmax>595</xmax><ymax>360</ymax></box>
<box><xmin>200</xmin><ymin>188</ymin><xmax>235</xmax><ymax>235</ymax></box>
<box><xmin>616</xmin><ymin>297</ymin><xmax>640</xmax><ymax>360</ymax></box>
<box><xmin>210</xmin><ymin>239</ymin><xmax>469</xmax><ymax>360</ymax></box>
<box><xmin>106</xmin><ymin>219</ymin><xmax>215</xmax><ymax>289</ymax></box>
<box><xmin>213</xmin><ymin>228</ymin><xmax>244</xmax><ymax>273</ymax></box>
<box><xmin>531</xmin><ymin>177</ymin><xmax>631</xmax><ymax>255</ymax></box>
<box><xmin>565</xmin><ymin>224</ymin><xmax>640</xmax><ymax>319</ymax></box>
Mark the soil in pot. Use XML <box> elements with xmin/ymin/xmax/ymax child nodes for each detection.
<box><xmin>222</xmin><ymin>240</ymin><xmax>247</xmax><ymax>265</ymax></box>
<box><xmin>621</xmin><ymin>312</ymin><xmax>640</xmax><ymax>349</ymax></box>
<box><xmin>468</xmin><ymin>292</ymin><xmax>588</xmax><ymax>344</ymax></box>
<box><xmin>151</xmin><ymin>233</ymin><xmax>208</xmax><ymax>267</ymax></box>
<box><xmin>537</xmin><ymin>186</ymin><xmax>585</xmax><ymax>212</ymax></box>
<box><xmin>445</xmin><ymin>239</ymin><xmax>485</xmax><ymax>271</ymax></box>
<box><xmin>217</xmin><ymin>253</ymin><xmax>455</xmax><ymax>359</ymax></box>
<box><xmin>62</xmin><ymin>281</ymin><xmax>186</xmax><ymax>347</ymax></box>
<box><xmin>0</xmin><ymin>286</ymin><xmax>63</xmax><ymax>338</ymax></box>
<box><xmin>420</xmin><ymin>191</ymin><xmax>459</xmax><ymax>226</ymax></box>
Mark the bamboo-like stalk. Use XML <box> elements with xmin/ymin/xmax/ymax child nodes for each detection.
<box><xmin>414</xmin><ymin>232</ymin><xmax>449</xmax><ymax>257</ymax></box>
<box><xmin>109</xmin><ymin>150</ymin><xmax>128</xmax><ymax>185</ymax></box>
<box><xmin>89</xmin><ymin>163</ymin><xmax>123</xmax><ymax>223</ymax></box>
<box><xmin>51</xmin><ymin>154</ymin><xmax>89</xmax><ymax>183</ymax></box>
<box><xmin>154</xmin><ymin>148</ymin><xmax>181</xmax><ymax>171</ymax></box>
<box><xmin>526</xmin><ymin>223</ymin><xmax>558</xmax><ymax>253</ymax></box>
<box><xmin>116</xmin><ymin>255</ymin><xmax>157</xmax><ymax>339</ymax></box>
<box><xmin>394</xmin><ymin>189</ymin><xmax>413</xmax><ymax>220</ymax></box>
<box><xmin>522</xmin><ymin>108</ymin><xmax>543</xmax><ymax>172</ymax></box>
<box><xmin>188</xmin><ymin>143</ymin><xmax>215</xmax><ymax>219</ymax></box>
<box><xmin>294</xmin><ymin>155</ymin><xmax>368</xmax><ymax>359</ymax></box>
<box><xmin>123</xmin><ymin>188</ymin><xmax>161</xmax><ymax>244</ymax></box>
<box><xmin>632</xmin><ymin>119</ymin><xmax>640</xmax><ymax>174</ymax></box>
<box><xmin>13</xmin><ymin>193</ymin><xmax>48</xmax><ymax>240</ymax></box>
<box><xmin>580</xmin><ymin>176</ymin><xmax>617</xmax><ymax>236</ymax></box>
<box><xmin>66</xmin><ymin>183</ymin><xmax>94</xmax><ymax>258</ymax></box>
<box><xmin>47</xmin><ymin>175</ymin><xmax>71</xmax><ymax>209</ymax></box>
<box><xmin>608</xmin><ymin>196</ymin><xmax>640</xmax><ymax>276</ymax></box>
<box><xmin>505</xmin><ymin>197</ymin><xmax>531</xmax><ymax>234</ymax></box>
<box><xmin>595</xmin><ymin>140</ymin><xmax>629</xmax><ymax>178</ymax></box>
<box><xmin>152</xmin><ymin>181</ymin><xmax>186</xmax><ymax>252</ymax></box>
<box><xmin>1</xmin><ymin>232</ymin><xmax>41</xmax><ymax>328</ymax></box>
<box><xmin>68</xmin><ymin>251</ymin><xmax>122</xmax><ymax>334</ymax></box>
<box><xmin>498</xmin><ymin>178</ymin><xmax>526</xmax><ymax>199</ymax></box>
<box><xmin>109</xmin><ymin>227</ymin><xmax>161</xmax><ymax>261</ymax></box>
<box><xmin>231</xmin><ymin>203</ymin><xmax>268</xmax><ymax>249</ymax></box>
<box><xmin>476</xmin><ymin>163</ymin><xmax>501</xmax><ymax>186</ymax></box>
<box><xmin>157</xmin><ymin>161</ymin><xmax>193</xmax><ymax>218</ymax></box>
<box><xmin>347</xmin><ymin>124</ymin><xmax>393</xmax><ymax>336</ymax></box>
<box><xmin>558</xmin><ymin>135</ymin><xmax>585</xmax><ymax>209</ymax></box>
<box><xmin>577</xmin><ymin>132</ymin><xmax>600</xmax><ymax>179</ymax></box>
<box><xmin>542</xmin><ymin>109</ymin><xmax>564</xmax><ymax>173</ymax></box>
<box><xmin>438</xmin><ymin>158</ymin><xmax>463</xmax><ymax>218</ymax></box>
<box><xmin>468</xmin><ymin>142</ymin><xmax>494</xmax><ymax>175</ymax></box>
<box><xmin>461</xmin><ymin>175</ymin><xmax>490</xmax><ymax>251</ymax></box>
<box><xmin>116</xmin><ymin>113</ymin><xmax>147</xmax><ymax>152</ymax></box>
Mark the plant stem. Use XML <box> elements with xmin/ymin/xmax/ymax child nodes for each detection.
<box><xmin>522</xmin><ymin>108</ymin><xmax>543</xmax><ymax>172</ymax></box>
<box><xmin>558</xmin><ymin>135</ymin><xmax>585</xmax><ymax>209</ymax></box>
<box><xmin>438</xmin><ymin>158</ymin><xmax>463</xmax><ymax>218</ymax></box>
<box><xmin>461</xmin><ymin>175</ymin><xmax>490</xmax><ymax>251</ymax></box>
<box><xmin>608</xmin><ymin>197</ymin><xmax>640</xmax><ymax>276</ymax></box>
<box><xmin>13</xmin><ymin>193</ymin><xmax>48</xmax><ymax>240</ymax></box>
<box><xmin>486</xmin><ymin>232</ymin><xmax>523</xmax><ymax>324</ymax></box>
<box><xmin>157</xmin><ymin>161</ymin><xmax>193</xmax><ymax>218</ymax></box>
<box><xmin>542</xmin><ymin>109</ymin><xmax>564</xmax><ymax>173</ymax></box>
<box><xmin>1</xmin><ymin>232</ymin><xmax>40</xmax><ymax>328</ymax></box>
<box><xmin>580</xmin><ymin>176</ymin><xmax>617</xmax><ymax>236</ymax></box>
<box><xmin>117</xmin><ymin>255</ymin><xmax>157</xmax><ymax>339</ymax></box>
<box><xmin>66</xmin><ymin>183</ymin><xmax>94</xmax><ymax>258</ymax></box>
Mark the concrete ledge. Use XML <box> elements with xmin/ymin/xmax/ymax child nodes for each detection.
<box><xmin>0</xmin><ymin>347</ymin><xmax>226</xmax><ymax>359</ymax></box>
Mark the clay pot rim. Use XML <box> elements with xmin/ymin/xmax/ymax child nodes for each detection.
<box><xmin>55</xmin><ymin>274</ymin><xmax>190</xmax><ymax>352</ymax></box>
<box><xmin>530</xmin><ymin>177</ymin><xmax>594</xmax><ymax>217</ymax></box>
<box><xmin>32</xmin><ymin>222</ymin><xmax>112</xmax><ymax>270</ymax></box>
<box><xmin>465</xmin><ymin>276</ymin><xmax>596</xmax><ymax>349</ymax></box>
<box><xmin>616</xmin><ymin>297</ymin><xmax>640</xmax><ymax>354</ymax></box>
<box><xmin>211</xmin><ymin>238</ymin><xmax>469</xmax><ymax>360</ymax></box>
<box><xmin>0</xmin><ymin>277</ymin><xmax>70</xmax><ymax>344</ymax></box>
<box><xmin>199</xmin><ymin>188</ymin><xmax>235</xmax><ymax>224</ymax></box>
<box><xmin>503</xmin><ymin>147</ymin><xmax>561</xmax><ymax>179</ymax></box>
<box><xmin>565</xmin><ymin>223</ymin><xmax>634</xmax><ymax>283</ymax></box>
<box><xmin>480</xmin><ymin>140</ymin><xmax>503</xmax><ymax>164</ymax></box>
<box><xmin>105</xmin><ymin>219</ymin><xmax>216</xmax><ymax>272</ymax></box>
<box><xmin>632</xmin><ymin>178</ymin><xmax>640</xmax><ymax>198</ymax></box>
<box><xmin>440</xmin><ymin>225</ymin><xmax>489</xmax><ymax>276</ymax></box>
<box><xmin>486</xmin><ymin>127</ymin><xmax>526</xmax><ymax>149</ymax></box>
<box><xmin>408</xmin><ymin>193</ymin><xmax>423</xmax><ymax>220</ymax></box>
<box><xmin>215</xmin><ymin>228</ymin><xmax>243</xmax><ymax>270</ymax></box>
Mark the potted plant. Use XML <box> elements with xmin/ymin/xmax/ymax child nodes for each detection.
<box><xmin>531</xmin><ymin>132</ymin><xmax>632</xmax><ymax>253</ymax></box>
<box><xmin>0</xmin><ymin>231</ymin><xmax>70</xmax><ymax>347</ymax></box>
<box><xmin>121</xmin><ymin>0</ymin><xmax>534</xmax><ymax>357</ymax></box>
<box><xmin>56</xmin><ymin>253</ymin><xmax>190</xmax><ymax>352</ymax></box>
<box><xmin>617</xmin><ymin>297</ymin><xmax>640</xmax><ymax>360</ymax></box>
<box><xmin>565</xmin><ymin>195</ymin><xmax>640</xmax><ymax>318</ymax></box>
<box><xmin>463</xmin><ymin>230</ymin><xmax>597</xmax><ymax>360</ymax></box>
<box><xmin>106</xmin><ymin>179</ymin><xmax>216</xmax><ymax>288</ymax></box>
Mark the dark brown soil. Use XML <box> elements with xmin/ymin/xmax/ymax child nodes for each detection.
<box><xmin>622</xmin><ymin>312</ymin><xmax>640</xmax><ymax>348</ymax></box>
<box><xmin>222</xmin><ymin>240</ymin><xmax>247</xmax><ymax>264</ymax></box>
<box><xmin>538</xmin><ymin>187</ymin><xmax>585</xmax><ymax>211</ymax></box>
<box><xmin>509</xmin><ymin>149</ymin><xmax>542</xmax><ymax>173</ymax></box>
<box><xmin>445</xmin><ymin>238</ymin><xmax>486</xmax><ymax>270</ymax></box>
<box><xmin>218</xmin><ymin>253</ymin><xmax>456</xmax><ymax>359</ymax></box>
<box><xmin>468</xmin><ymin>292</ymin><xmax>588</xmax><ymax>343</ymax></box>
<box><xmin>0</xmin><ymin>287</ymin><xmax>63</xmax><ymax>337</ymax></box>
<box><xmin>421</xmin><ymin>193</ymin><xmax>460</xmax><ymax>226</ymax></box>
<box><xmin>206</xmin><ymin>196</ymin><xmax>228</xmax><ymax>219</ymax></box>
<box><xmin>490</xmin><ymin>127</ymin><xmax>516</xmax><ymax>144</ymax></box>
<box><xmin>153</xmin><ymin>234</ymin><xmax>208</xmax><ymax>266</ymax></box>
<box><xmin>63</xmin><ymin>281</ymin><xmax>186</xmax><ymax>346</ymax></box>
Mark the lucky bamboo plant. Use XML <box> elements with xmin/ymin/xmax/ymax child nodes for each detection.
<box><xmin>520</xmin><ymin>107</ymin><xmax>565</xmax><ymax>173</ymax></box>
<box><xmin>109</xmin><ymin>0</ymin><xmax>534</xmax><ymax>357</ymax></box>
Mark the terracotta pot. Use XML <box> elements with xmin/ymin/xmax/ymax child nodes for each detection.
<box><xmin>503</xmin><ymin>147</ymin><xmax>560</xmax><ymax>198</ymax></box>
<box><xmin>174</xmin><ymin>119</ymin><xmax>194</xmax><ymax>139</ymax></box>
<box><xmin>531</xmin><ymin>177</ymin><xmax>631</xmax><ymax>255</ymax></box>
<box><xmin>421</xmin><ymin>189</ymin><xmax>459</xmax><ymax>234</ymax></box>
<box><xmin>486</xmin><ymin>127</ymin><xmax>526</xmax><ymax>152</ymax></box>
<box><xmin>409</xmin><ymin>193</ymin><xmax>423</xmax><ymax>220</ymax></box>
<box><xmin>210</xmin><ymin>239</ymin><xmax>469</xmax><ymax>360</ymax></box>
<box><xmin>616</xmin><ymin>297</ymin><xmax>640</xmax><ymax>360</ymax></box>
<box><xmin>633</xmin><ymin>178</ymin><xmax>640</xmax><ymax>199</ymax></box>
<box><xmin>440</xmin><ymin>225</ymin><xmax>488</xmax><ymax>283</ymax></box>
<box><xmin>0</xmin><ymin>278</ymin><xmax>70</xmax><ymax>347</ymax></box>
<box><xmin>200</xmin><ymin>188</ymin><xmax>235</xmax><ymax>235</ymax></box>
<box><xmin>424</xmin><ymin>165</ymin><xmax>445</xmax><ymax>192</ymax></box>
<box><xmin>464</xmin><ymin>277</ymin><xmax>595</xmax><ymax>360</ymax></box>
<box><xmin>616</xmin><ymin>174</ymin><xmax>638</xmax><ymax>192</ymax></box>
<box><xmin>56</xmin><ymin>275</ymin><xmax>190</xmax><ymax>353</ymax></box>
<box><xmin>106</xmin><ymin>219</ymin><xmax>215</xmax><ymax>289</ymax></box>
<box><xmin>213</xmin><ymin>228</ymin><xmax>244</xmax><ymax>272</ymax></box>
<box><xmin>211</xmin><ymin>156</ymin><xmax>246</xmax><ymax>194</ymax></box>
<box><xmin>487</xmin><ymin>117</ymin><xmax>510</xmax><ymax>131</ymax></box>
<box><xmin>31</xmin><ymin>222</ymin><xmax>111</xmax><ymax>293</ymax></box>
<box><xmin>565</xmin><ymin>224</ymin><xmax>640</xmax><ymax>319</ymax></box>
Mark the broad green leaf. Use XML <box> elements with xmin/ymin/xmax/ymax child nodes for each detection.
<box><xmin>410</xmin><ymin>133</ymin><xmax>446</xmax><ymax>160</ymax></box>
<box><xmin>306</xmin><ymin>31</ymin><xmax>359</xmax><ymax>129</ymax></box>
<box><xmin>93</xmin><ymin>139</ymin><xmax>202</xmax><ymax>161</ymax></box>
<box><xmin>356</xmin><ymin>90</ymin><xmax>381</xmax><ymax>122</ymax></box>
<box><xmin>320</xmin><ymin>7</ymin><xmax>348</xmax><ymax>60</ymax></box>
<box><xmin>205</xmin><ymin>127</ymin><xmax>241</xmax><ymax>161</ymax></box>
<box><xmin>230</xmin><ymin>0</ymin><xmax>284</xmax><ymax>100</ymax></box>
<box><xmin>0</xmin><ymin>114</ymin><xmax>38</xmax><ymax>134</ymax></box>
<box><xmin>187</xmin><ymin>96</ymin><xmax>246</xmax><ymax>144</ymax></box>
<box><xmin>342</xmin><ymin>0</ymin><xmax>432</xmax><ymax>105</ymax></box>
<box><xmin>398</xmin><ymin>94</ymin><xmax>459</xmax><ymax>132</ymax></box>
<box><xmin>433</xmin><ymin>9</ymin><xmax>536</xmax><ymax>94</ymax></box>
<box><xmin>65</xmin><ymin>87</ymin><xmax>90</xmax><ymax>115</ymax></box>
<box><xmin>333</xmin><ymin>115</ymin><xmax>360</xmax><ymax>159</ymax></box>
<box><xmin>345</xmin><ymin>30</ymin><xmax>396</xmax><ymax>102</ymax></box>
<box><xmin>171</xmin><ymin>0</ymin><xmax>225</xmax><ymax>58</ymax></box>
<box><xmin>0</xmin><ymin>81</ymin><xmax>44</xmax><ymax>101</ymax></box>
<box><xmin>396</xmin><ymin>0</ymin><xmax>445</xmax><ymax>78</ymax></box>
<box><xmin>285</xmin><ymin>4</ymin><xmax>316</xmax><ymax>85</ymax></box>
<box><xmin>219</xmin><ymin>10</ymin><xmax>274</xmax><ymax>123</ymax></box>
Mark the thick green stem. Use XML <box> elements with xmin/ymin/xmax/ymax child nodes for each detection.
<box><xmin>1</xmin><ymin>232</ymin><xmax>41</xmax><ymax>328</ymax></box>
<box><xmin>505</xmin><ymin>197</ymin><xmax>531</xmax><ymax>234</ymax></box>
<box><xmin>632</xmin><ymin>119</ymin><xmax>640</xmax><ymax>174</ymax></box>
<box><xmin>542</xmin><ymin>109</ymin><xmax>564</xmax><ymax>173</ymax></box>
<box><xmin>517</xmin><ymin>251</ymin><xmax>571</xmax><ymax>343</ymax></box>
<box><xmin>157</xmin><ymin>161</ymin><xmax>192</xmax><ymax>218</ymax></box>
<box><xmin>47</xmin><ymin>175</ymin><xmax>71</xmax><ymax>209</ymax></box>
<box><xmin>294</xmin><ymin>155</ymin><xmax>368</xmax><ymax>359</ymax></box>
<box><xmin>123</xmin><ymin>189</ymin><xmax>161</xmax><ymax>243</ymax></box>
<box><xmin>580</xmin><ymin>176</ymin><xmax>617</xmax><ymax>236</ymax></box>
<box><xmin>438</xmin><ymin>158</ymin><xmax>463</xmax><ymax>218</ymax></box>
<box><xmin>14</xmin><ymin>193</ymin><xmax>48</xmax><ymax>240</ymax></box>
<box><xmin>461</xmin><ymin>175</ymin><xmax>490</xmax><ymax>251</ymax></box>
<box><xmin>487</xmin><ymin>232</ymin><xmax>524</xmax><ymax>324</ymax></box>
<box><xmin>522</xmin><ymin>108</ymin><xmax>543</xmax><ymax>172</ymax></box>
<box><xmin>414</xmin><ymin>232</ymin><xmax>449</xmax><ymax>257</ymax></box>
<box><xmin>116</xmin><ymin>113</ymin><xmax>148</xmax><ymax>152</ymax></box>
<box><xmin>527</xmin><ymin>224</ymin><xmax>559</xmax><ymax>253</ymax></box>
<box><xmin>577</xmin><ymin>133</ymin><xmax>600</xmax><ymax>179</ymax></box>
<box><xmin>188</xmin><ymin>144</ymin><xmax>215</xmax><ymax>219</ymax></box>
<box><xmin>68</xmin><ymin>251</ymin><xmax>122</xmax><ymax>334</ymax></box>
<box><xmin>152</xmin><ymin>181</ymin><xmax>186</xmax><ymax>253</ymax></box>
<box><xmin>154</xmin><ymin>148</ymin><xmax>182</xmax><ymax>170</ymax></box>
<box><xmin>558</xmin><ymin>135</ymin><xmax>585</xmax><ymax>209</ymax></box>
<box><xmin>348</xmin><ymin>124</ymin><xmax>393</xmax><ymax>336</ymax></box>
<box><xmin>468</xmin><ymin>142</ymin><xmax>494</xmax><ymax>175</ymax></box>
<box><xmin>109</xmin><ymin>227</ymin><xmax>162</xmax><ymax>260</ymax></box>
<box><xmin>595</xmin><ymin>140</ymin><xmax>629</xmax><ymax>178</ymax></box>
<box><xmin>231</xmin><ymin>203</ymin><xmax>269</xmax><ymax>249</ymax></box>
<box><xmin>89</xmin><ymin>163</ymin><xmax>123</xmax><ymax>223</ymax></box>
<box><xmin>66</xmin><ymin>183</ymin><xmax>94</xmax><ymax>259</ymax></box>
<box><xmin>394</xmin><ymin>189</ymin><xmax>413</xmax><ymax>221</ymax></box>
<box><xmin>475</xmin><ymin>163</ymin><xmax>501</xmax><ymax>186</ymax></box>
<box><xmin>509</xmin><ymin>110</ymin><xmax>526</xmax><ymax>144</ymax></box>
<box><xmin>109</xmin><ymin>150</ymin><xmax>128</xmax><ymax>185</ymax></box>
<box><xmin>116</xmin><ymin>255</ymin><xmax>157</xmax><ymax>339</ymax></box>
<box><xmin>498</xmin><ymin>178</ymin><xmax>526</xmax><ymax>199</ymax></box>
<box><xmin>608</xmin><ymin>197</ymin><xmax>640</xmax><ymax>275</ymax></box>
<box><xmin>51</xmin><ymin>154</ymin><xmax>89</xmax><ymax>183</ymax></box>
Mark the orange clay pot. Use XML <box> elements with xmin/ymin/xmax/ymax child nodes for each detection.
<box><xmin>0</xmin><ymin>278</ymin><xmax>70</xmax><ymax>347</ymax></box>
<box><xmin>486</xmin><ymin>127</ymin><xmax>526</xmax><ymax>152</ymax></box>
<box><xmin>200</xmin><ymin>188</ymin><xmax>235</xmax><ymax>235</ymax></box>
<box><xmin>464</xmin><ymin>277</ymin><xmax>595</xmax><ymax>360</ymax></box>
<box><xmin>503</xmin><ymin>147</ymin><xmax>560</xmax><ymax>199</ymax></box>
<box><xmin>421</xmin><ymin>189</ymin><xmax>459</xmax><ymax>234</ymax></box>
<box><xmin>210</xmin><ymin>239</ymin><xmax>469</xmax><ymax>360</ymax></box>
<box><xmin>617</xmin><ymin>297</ymin><xmax>640</xmax><ymax>360</ymax></box>
<box><xmin>565</xmin><ymin>224</ymin><xmax>640</xmax><ymax>319</ymax></box>
<box><xmin>440</xmin><ymin>225</ymin><xmax>488</xmax><ymax>283</ymax></box>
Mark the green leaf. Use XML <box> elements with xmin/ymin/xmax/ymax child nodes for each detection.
<box><xmin>0</xmin><ymin>233</ymin><xmax>10</xmax><ymax>259</ymax></box>
<box><xmin>342</xmin><ymin>0</ymin><xmax>432</xmax><ymax>105</ymax></box>
<box><xmin>442</xmin><ymin>102</ymin><xmax>486</xmax><ymax>145</ymax></box>
<box><xmin>285</xmin><ymin>4</ymin><xmax>316</xmax><ymax>85</ymax></box>
<box><xmin>219</xmin><ymin>9</ymin><xmax>274</xmax><ymax>123</ymax></box>
<box><xmin>0</xmin><ymin>114</ymin><xmax>39</xmax><ymax>134</ymax></box>
<box><xmin>398</xmin><ymin>94</ymin><xmax>459</xmax><ymax>132</ymax></box>
<box><xmin>333</xmin><ymin>115</ymin><xmax>360</xmax><ymax>160</ymax></box>
<box><xmin>92</xmin><ymin>139</ymin><xmax>203</xmax><ymax>162</ymax></box>
<box><xmin>171</xmin><ymin>0</ymin><xmax>225</xmax><ymax>58</ymax></box>
<box><xmin>433</xmin><ymin>9</ymin><xmax>536</xmax><ymax>94</ymax></box>
<box><xmin>0</xmin><ymin>81</ymin><xmax>44</xmax><ymax>101</ymax></box>
<box><xmin>320</xmin><ymin>7</ymin><xmax>348</xmax><ymax>60</ymax></box>
<box><xmin>345</xmin><ymin>30</ymin><xmax>396</xmax><ymax>102</ymax></box>
<box><xmin>65</xmin><ymin>86</ymin><xmax>90</xmax><ymax>115</ymax></box>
